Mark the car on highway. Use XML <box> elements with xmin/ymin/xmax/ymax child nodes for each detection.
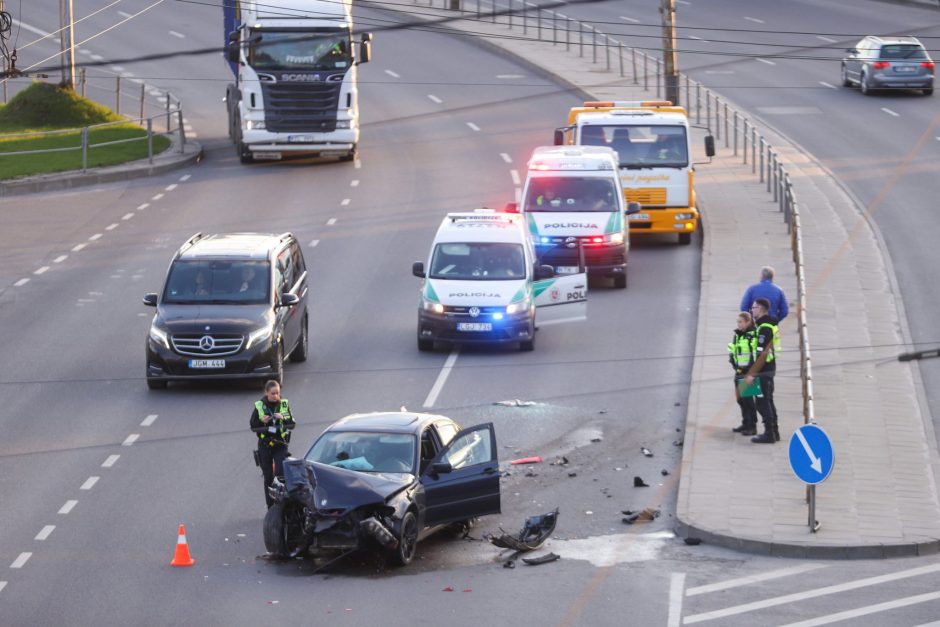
<box><xmin>263</xmin><ymin>411</ymin><xmax>500</xmax><ymax>566</ymax></box>
<box><xmin>143</xmin><ymin>232</ymin><xmax>308</xmax><ymax>389</ymax></box>
<box><xmin>841</xmin><ymin>36</ymin><xmax>934</xmax><ymax>96</ymax></box>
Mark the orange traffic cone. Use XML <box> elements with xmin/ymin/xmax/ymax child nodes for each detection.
<box><xmin>170</xmin><ymin>524</ymin><xmax>195</xmax><ymax>567</ymax></box>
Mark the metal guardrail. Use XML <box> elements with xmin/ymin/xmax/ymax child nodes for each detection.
<box><xmin>416</xmin><ymin>0</ymin><xmax>816</xmax><ymax>428</ymax></box>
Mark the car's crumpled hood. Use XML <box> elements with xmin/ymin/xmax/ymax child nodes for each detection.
<box><xmin>309</xmin><ymin>461</ymin><xmax>414</xmax><ymax>511</ymax></box>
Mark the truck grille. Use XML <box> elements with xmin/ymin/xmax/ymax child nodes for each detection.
<box><xmin>625</xmin><ymin>188</ymin><xmax>667</xmax><ymax>205</ymax></box>
<box><xmin>261</xmin><ymin>82</ymin><xmax>342</xmax><ymax>133</ymax></box>
<box><xmin>172</xmin><ymin>334</ymin><xmax>244</xmax><ymax>357</ymax></box>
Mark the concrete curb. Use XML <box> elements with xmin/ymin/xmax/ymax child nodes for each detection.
<box><xmin>0</xmin><ymin>135</ymin><xmax>203</xmax><ymax>197</ymax></box>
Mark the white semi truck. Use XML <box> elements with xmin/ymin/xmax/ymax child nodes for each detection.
<box><xmin>224</xmin><ymin>0</ymin><xmax>372</xmax><ymax>163</ymax></box>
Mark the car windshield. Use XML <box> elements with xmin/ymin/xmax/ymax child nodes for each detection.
<box><xmin>162</xmin><ymin>260</ymin><xmax>270</xmax><ymax>304</ymax></box>
<box><xmin>579</xmin><ymin>124</ymin><xmax>689</xmax><ymax>168</ymax></box>
<box><xmin>523</xmin><ymin>176</ymin><xmax>619</xmax><ymax>213</ymax></box>
<box><xmin>879</xmin><ymin>45</ymin><xmax>927</xmax><ymax>60</ymax></box>
<box><xmin>248</xmin><ymin>30</ymin><xmax>351</xmax><ymax>71</ymax></box>
<box><xmin>429</xmin><ymin>243</ymin><xmax>526</xmax><ymax>280</ymax></box>
<box><xmin>306</xmin><ymin>432</ymin><xmax>417</xmax><ymax>474</ymax></box>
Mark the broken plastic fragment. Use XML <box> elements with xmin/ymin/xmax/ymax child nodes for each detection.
<box><xmin>684</xmin><ymin>537</ymin><xmax>702</xmax><ymax>546</ymax></box>
<box><xmin>443</xmin><ymin>586</ymin><xmax>455</xmax><ymax>592</ymax></box>
<box><xmin>522</xmin><ymin>552</ymin><xmax>560</xmax><ymax>566</ymax></box>
<box><xmin>641</xmin><ymin>447</ymin><xmax>653</xmax><ymax>457</ymax></box>
<box><xmin>510</xmin><ymin>456</ymin><xmax>542</xmax><ymax>465</ymax></box>
<box><xmin>591</xmin><ymin>437</ymin><xmax>603</xmax><ymax>443</ymax></box>
<box><xmin>494</xmin><ymin>399</ymin><xmax>537</xmax><ymax>407</ymax></box>
<box><xmin>661</xmin><ymin>469</ymin><xmax>670</xmax><ymax>476</ymax></box>
<box><xmin>633</xmin><ymin>476</ymin><xmax>649</xmax><ymax>487</ymax></box>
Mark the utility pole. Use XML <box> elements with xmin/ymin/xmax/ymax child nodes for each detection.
<box><xmin>58</xmin><ymin>0</ymin><xmax>75</xmax><ymax>87</ymax></box>
<box><xmin>661</xmin><ymin>0</ymin><xmax>679</xmax><ymax>106</ymax></box>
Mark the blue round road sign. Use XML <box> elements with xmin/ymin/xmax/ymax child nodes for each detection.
<box><xmin>788</xmin><ymin>424</ymin><xmax>834</xmax><ymax>485</ymax></box>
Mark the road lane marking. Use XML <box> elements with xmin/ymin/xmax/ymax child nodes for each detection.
<box><xmin>780</xmin><ymin>590</ymin><xmax>940</xmax><ymax>627</ymax></box>
<box><xmin>110</xmin><ymin>65</ymin><xmax>124</xmax><ymax>73</ymax></box>
<box><xmin>105</xmin><ymin>223</ymin><xmax>118</xmax><ymax>231</ymax></box>
<box><xmin>72</xmin><ymin>243</ymin><xmax>87</xmax><ymax>252</ymax></box>
<box><xmin>0</xmin><ymin>581</ymin><xmax>6</xmax><ymax>593</ymax></box>
<box><xmin>668</xmin><ymin>573</ymin><xmax>685</xmax><ymax>627</ymax></box>
<box><xmin>744</xmin><ymin>16</ymin><xmax>764</xmax><ymax>23</ymax></box>
<box><xmin>179</xmin><ymin>174</ymin><xmax>191</xmax><ymax>181</ymax></box>
<box><xmin>819</xmin><ymin>81</ymin><xmax>836</xmax><ymax>89</ymax></box>
<box><xmin>58</xmin><ymin>500</ymin><xmax>78</xmax><ymax>515</ymax></box>
<box><xmin>137</xmin><ymin>203</ymin><xmax>149</xmax><ymax>211</ymax></box>
<box><xmin>686</xmin><ymin>563</ymin><xmax>826</xmax><ymax>596</ymax></box>
<box><xmin>10</xmin><ymin>553</ymin><xmax>31</xmax><ymax>569</ymax></box>
<box><xmin>141</xmin><ymin>414</ymin><xmax>158</xmax><ymax>427</ymax></box>
<box><xmin>756</xmin><ymin>58</ymin><xmax>775</xmax><ymax>65</ymax></box>
<box><xmin>118</xmin><ymin>10</ymin><xmax>133</xmax><ymax>17</ymax></box>
<box><xmin>510</xmin><ymin>169</ymin><xmax>521</xmax><ymax>185</ymax></box>
<box><xmin>341</xmin><ymin>198</ymin><xmax>350</xmax><ymax>206</ymax></box>
<box><xmin>53</xmin><ymin>255</ymin><xmax>68</xmax><ymax>263</ymax></box>
<box><xmin>169</xmin><ymin>30</ymin><xmax>185</xmax><ymax>38</ymax></box>
<box><xmin>689</xmin><ymin>35</ymin><xmax>705</xmax><ymax>41</ymax></box>
<box><xmin>683</xmin><ymin>562</ymin><xmax>940</xmax><ymax>624</ymax></box>
<box><xmin>500</xmin><ymin>152</ymin><xmax>512</xmax><ymax>163</ymax></box>
<box><xmin>619</xmin><ymin>16</ymin><xmax>639</xmax><ymax>23</ymax></box>
<box><xmin>515</xmin><ymin>188</ymin><xmax>522</xmax><ymax>203</ymax></box>
<box><xmin>14</xmin><ymin>278</ymin><xmax>30</xmax><ymax>287</ymax></box>
<box><xmin>122</xmin><ymin>213</ymin><xmax>134</xmax><ymax>220</ymax></box>
<box><xmin>80</xmin><ymin>476</ymin><xmax>99</xmax><ymax>490</ymax></box>
<box><xmin>467</xmin><ymin>122</ymin><xmax>481</xmax><ymax>131</ymax></box>
<box><xmin>384</xmin><ymin>69</ymin><xmax>400</xmax><ymax>78</ymax></box>
<box><xmin>309</xmin><ymin>239</ymin><xmax>320</xmax><ymax>248</ymax></box>
<box><xmin>817</xmin><ymin>35</ymin><xmax>837</xmax><ymax>43</ymax></box>
<box><xmin>91</xmin><ymin>54</ymin><xmax>103</xmax><ymax>61</ymax></box>
<box><xmin>326</xmin><ymin>218</ymin><xmax>337</xmax><ymax>226</ymax></box>
<box><xmin>151</xmin><ymin>193</ymin><xmax>164</xmax><ymax>201</ymax></box>
<box><xmin>350</xmin><ymin>179</ymin><xmax>360</xmax><ymax>187</ymax></box>
<box><xmin>428</xmin><ymin>94</ymin><xmax>442</xmax><ymax>103</ymax></box>
<box><xmin>122</xmin><ymin>434</ymin><xmax>140</xmax><ymax>446</ymax></box>
<box><xmin>102</xmin><ymin>454</ymin><xmax>120</xmax><ymax>468</ymax></box>
<box><xmin>165</xmin><ymin>183</ymin><xmax>178</xmax><ymax>191</ymax></box>
<box><xmin>89</xmin><ymin>233</ymin><xmax>102</xmax><ymax>241</ymax></box>
<box><xmin>354</xmin><ymin>159</ymin><xmax>361</xmax><ymax>169</ymax></box>
<box><xmin>423</xmin><ymin>348</ymin><xmax>459</xmax><ymax>408</ymax></box>
<box><xmin>496</xmin><ymin>74</ymin><xmax>524</xmax><ymax>79</ymax></box>
<box><xmin>34</xmin><ymin>266</ymin><xmax>49</xmax><ymax>275</ymax></box>
<box><xmin>35</xmin><ymin>526</ymin><xmax>55</xmax><ymax>541</ymax></box>
<box><xmin>705</xmin><ymin>70</ymin><xmax>734</xmax><ymax>74</ymax></box>
<box><xmin>881</xmin><ymin>107</ymin><xmax>899</xmax><ymax>117</ymax></box>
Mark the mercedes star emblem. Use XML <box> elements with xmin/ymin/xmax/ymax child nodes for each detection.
<box><xmin>199</xmin><ymin>335</ymin><xmax>215</xmax><ymax>352</ymax></box>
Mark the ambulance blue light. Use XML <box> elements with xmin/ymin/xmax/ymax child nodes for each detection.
<box><xmin>492</xmin><ymin>312</ymin><xmax>504</xmax><ymax>321</ymax></box>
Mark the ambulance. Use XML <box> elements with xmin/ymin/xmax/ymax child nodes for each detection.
<box><xmin>515</xmin><ymin>146</ymin><xmax>637</xmax><ymax>289</ymax></box>
<box><xmin>412</xmin><ymin>211</ymin><xmax>587</xmax><ymax>352</ymax></box>
<box><xmin>554</xmin><ymin>101</ymin><xmax>714</xmax><ymax>245</ymax></box>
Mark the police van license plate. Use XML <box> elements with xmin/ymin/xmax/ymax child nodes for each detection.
<box><xmin>629</xmin><ymin>213</ymin><xmax>650</xmax><ymax>221</ymax></box>
<box><xmin>189</xmin><ymin>359</ymin><xmax>225</xmax><ymax>369</ymax></box>
<box><xmin>555</xmin><ymin>266</ymin><xmax>580</xmax><ymax>275</ymax></box>
<box><xmin>457</xmin><ymin>323</ymin><xmax>492</xmax><ymax>332</ymax></box>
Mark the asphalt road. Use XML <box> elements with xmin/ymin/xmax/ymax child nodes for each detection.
<box><xmin>3</xmin><ymin>1</ymin><xmax>940</xmax><ymax>625</ymax></box>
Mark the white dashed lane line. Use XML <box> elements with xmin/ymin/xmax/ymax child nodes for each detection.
<box><xmin>122</xmin><ymin>434</ymin><xmax>140</xmax><ymax>446</ymax></box>
<box><xmin>137</xmin><ymin>203</ymin><xmax>149</xmax><ymax>211</ymax></box>
<box><xmin>881</xmin><ymin>108</ymin><xmax>900</xmax><ymax>117</ymax></box>
<box><xmin>350</xmin><ymin>179</ymin><xmax>360</xmax><ymax>187</ymax></box>
<box><xmin>89</xmin><ymin>234</ymin><xmax>102</xmax><ymax>241</ymax></box>
<box><xmin>117</xmin><ymin>10</ymin><xmax>132</xmax><ymax>18</ymax></box>
<box><xmin>510</xmin><ymin>169</ymin><xmax>521</xmax><ymax>185</ymax></box>
<box><xmin>14</xmin><ymin>278</ymin><xmax>29</xmax><ymax>287</ymax></box>
<box><xmin>756</xmin><ymin>58</ymin><xmax>776</xmax><ymax>66</ymax></box>
<box><xmin>58</xmin><ymin>500</ymin><xmax>78</xmax><ymax>515</ymax></box>
<box><xmin>819</xmin><ymin>81</ymin><xmax>837</xmax><ymax>89</ymax></box>
<box><xmin>102</xmin><ymin>454</ymin><xmax>120</xmax><ymax>468</ymax></box>
<box><xmin>122</xmin><ymin>213</ymin><xmax>134</xmax><ymax>220</ymax></box>
<box><xmin>72</xmin><ymin>243</ymin><xmax>87</xmax><ymax>252</ymax></box>
<box><xmin>151</xmin><ymin>193</ymin><xmax>164</xmax><ymax>201</ymax></box>
<box><xmin>817</xmin><ymin>35</ymin><xmax>837</xmax><ymax>43</ymax></box>
<box><xmin>180</xmin><ymin>174</ymin><xmax>191</xmax><ymax>182</ymax></box>
<box><xmin>105</xmin><ymin>223</ymin><xmax>119</xmax><ymax>231</ymax></box>
<box><xmin>428</xmin><ymin>94</ymin><xmax>442</xmax><ymax>104</ymax></box>
<box><xmin>34</xmin><ymin>266</ymin><xmax>49</xmax><ymax>275</ymax></box>
<box><xmin>90</xmin><ymin>54</ymin><xmax>104</xmax><ymax>61</ymax></box>
<box><xmin>80</xmin><ymin>477</ymin><xmax>100</xmax><ymax>490</ymax></box>
<box><xmin>326</xmin><ymin>218</ymin><xmax>337</xmax><ymax>226</ymax></box>
<box><xmin>384</xmin><ymin>69</ymin><xmax>400</xmax><ymax>78</ymax></box>
<box><xmin>500</xmin><ymin>152</ymin><xmax>512</xmax><ymax>163</ymax></box>
<box><xmin>341</xmin><ymin>198</ymin><xmax>350</xmax><ymax>206</ymax></box>
<box><xmin>619</xmin><ymin>16</ymin><xmax>639</xmax><ymax>23</ymax></box>
<box><xmin>53</xmin><ymin>255</ymin><xmax>68</xmax><ymax>263</ymax></box>
<box><xmin>141</xmin><ymin>414</ymin><xmax>158</xmax><ymax>427</ymax></box>
<box><xmin>110</xmin><ymin>66</ymin><xmax>124</xmax><ymax>73</ymax></box>
<box><xmin>744</xmin><ymin>16</ymin><xmax>765</xmax><ymax>23</ymax></box>
<box><xmin>34</xmin><ymin>526</ymin><xmax>55</xmax><ymax>541</ymax></box>
<box><xmin>309</xmin><ymin>239</ymin><xmax>320</xmax><ymax>248</ymax></box>
<box><xmin>467</xmin><ymin>122</ymin><xmax>481</xmax><ymax>132</ymax></box>
<box><xmin>10</xmin><ymin>553</ymin><xmax>31</xmax><ymax>569</ymax></box>
<box><xmin>165</xmin><ymin>184</ymin><xmax>178</xmax><ymax>192</ymax></box>
<box><xmin>169</xmin><ymin>30</ymin><xmax>185</xmax><ymax>38</ymax></box>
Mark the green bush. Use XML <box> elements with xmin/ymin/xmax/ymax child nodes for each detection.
<box><xmin>0</xmin><ymin>82</ymin><xmax>123</xmax><ymax>131</ymax></box>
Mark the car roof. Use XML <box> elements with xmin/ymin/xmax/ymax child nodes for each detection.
<box><xmin>177</xmin><ymin>233</ymin><xmax>289</xmax><ymax>260</ymax></box>
<box><xmin>327</xmin><ymin>411</ymin><xmax>458</xmax><ymax>435</ymax></box>
<box><xmin>434</xmin><ymin>212</ymin><xmax>527</xmax><ymax>245</ymax></box>
<box><xmin>865</xmin><ymin>36</ymin><xmax>923</xmax><ymax>47</ymax></box>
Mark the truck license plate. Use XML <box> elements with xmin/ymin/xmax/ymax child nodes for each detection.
<box><xmin>457</xmin><ymin>323</ymin><xmax>492</xmax><ymax>332</ymax></box>
<box><xmin>287</xmin><ymin>135</ymin><xmax>315</xmax><ymax>142</ymax></box>
<box><xmin>189</xmin><ymin>359</ymin><xmax>225</xmax><ymax>369</ymax></box>
<box><xmin>629</xmin><ymin>213</ymin><xmax>650</xmax><ymax>220</ymax></box>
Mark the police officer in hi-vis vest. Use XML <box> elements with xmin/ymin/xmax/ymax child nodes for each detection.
<box><xmin>729</xmin><ymin>311</ymin><xmax>759</xmax><ymax>436</ymax></box>
<box><xmin>249</xmin><ymin>380</ymin><xmax>296</xmax><ymax>508</ymax></box>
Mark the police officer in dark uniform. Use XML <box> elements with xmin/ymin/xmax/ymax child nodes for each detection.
<box><xmin>746</xmin><ymin>297</ymin><xmax>781</xmax><ymax>444</ymax></box>
<box><xmin>250</xmin><ymin>380</ymin><xmax>296</xmax><ymax>507</ymax></box>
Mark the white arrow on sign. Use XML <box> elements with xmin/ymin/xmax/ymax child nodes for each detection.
<box><xmin>795</xmin><ymin>428</ymin><xmax>822</xmax><ymax>473</ymax></box>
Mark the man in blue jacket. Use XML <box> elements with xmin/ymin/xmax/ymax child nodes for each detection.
<box><xmin>740</xmin><ymin>266</ymin><xmax>788</xmax><ymax>321</ymax></box>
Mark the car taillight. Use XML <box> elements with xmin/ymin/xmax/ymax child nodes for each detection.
<box><xmin>922</xmin><ymin>61</ymin><xmax>935</xmax><ymax>70</ymax></box>
<box><xmin>872</xmin><ymin>61</ymin><xmax>890</xmax><ymax>69</ymax></box>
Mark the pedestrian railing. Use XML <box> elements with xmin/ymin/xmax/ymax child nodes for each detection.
<box><xmin>411</xmin><ymin>0</ymin><xmax>816</xmax><ymax>427</ymax></box>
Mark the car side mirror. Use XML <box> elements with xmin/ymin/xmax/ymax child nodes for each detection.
<box><xmin>553</xmin><ymin>129</ymin><xmax>564</xmax><ymax>146</ymax></box>
<box><xmin>535</xmin><ymin>264</ymin><xmax>555</xmax><ymax>280</ymax></box>
<box><xmin>503</xmin><ymin>202</ymin><xmax>518</xmax><ymax>213</ymax></box>
<box><xmin>359</xmin><ymin>39</ymin><xmax>372</xmax><ymax>64</ymax></box>
<box><xmin>625</xmin><ymin>201</ymin><xmax>642</xmax><ymax>216</ymax></box>
<box><xmin>431</xmin><ymin>461</ymin><xmax>453</xmax><ymax>475</ymax></box>
<box><xmin>279</xmin><ymin>293</ymin><xmax>300</xmax><ymax>307</ymax></box>
<box><xmin>143</xmin><ymin>293</ymin><xmax>158</xmax><ymax>306</ymax></box>
<box><xmin>704</xmin><ymin>135</ymin><xmax>715</xmax><ymax>157</ymax></box>
<box><xmin>846</xmin><ymin>47</ymin><xmax>857</xmax><ymax>54</ymax></box>
<box><xmin>226</xmin><ymin>32</ymin><xmax>240</xmax><ymax>64</ymax></box>
<box><xmin>412</xmin><ymin>261</ymin><xmax>425</xmax><ymax>278</ymax></box>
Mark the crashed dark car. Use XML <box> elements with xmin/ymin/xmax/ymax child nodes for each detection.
<box><xmin>263</xmin><ymin>411</ymin><xmax>501</xmax><ymax>566</ymax></box>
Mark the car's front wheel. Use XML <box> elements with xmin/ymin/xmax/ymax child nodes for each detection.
<box><xmin>289</xmin><ymin>315</ymin><xmax>308</xmax><ymax>363</ymax></box>
<box><xmin>388</xmin><ymin>511</ymin><xmax>419</xmax><ymax>566</ymax></box>
<box><xmin>263</xmin><ymin>502</ymin><xmax>287</xmax><ymax>556</ymax></box>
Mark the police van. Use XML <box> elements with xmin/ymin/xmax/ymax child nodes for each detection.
<box><xmin>515</xmin><ymin>146</ymin><xmax>637</xmax><ymax>288</ymax></box>
<box><xmin>412</xmin><ymin>210</ymin><xmax>587</xmax><ymax>352</ymax></box>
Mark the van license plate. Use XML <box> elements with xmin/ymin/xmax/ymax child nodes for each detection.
<box><xmin>189</xmin><ymin>359</ymin><xmax>225</xmax><ymax>369</ymax></box>
<box><xmin>555</xmin><ymin>266</ymin><xmax>579</xmax><ymax>274</ymax></box>
<box><xmin>457</xmin><ymin>323</ymin><xmax>492</xmax><ymax>332</ymax></box>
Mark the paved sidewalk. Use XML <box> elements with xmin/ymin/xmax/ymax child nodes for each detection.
<box><xmin>374</xmin><ymin>1</ymin><xmax>940</xmax><ymax>556</ymax></box>
<box><xmin>0</xmin><ymin>132</ymin><xmax>202</xmax><ymax>197</ymax></box>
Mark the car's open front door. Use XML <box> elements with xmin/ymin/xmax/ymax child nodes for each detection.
<box><xmin>421</xmin><ymin>423</ymin><xmax>500</xmax><ymax>527</ymax></box>
<box><xmin>533</xmin><ymin>273</ymin><xmax>587</xmax><ymax>326</ymax></box>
